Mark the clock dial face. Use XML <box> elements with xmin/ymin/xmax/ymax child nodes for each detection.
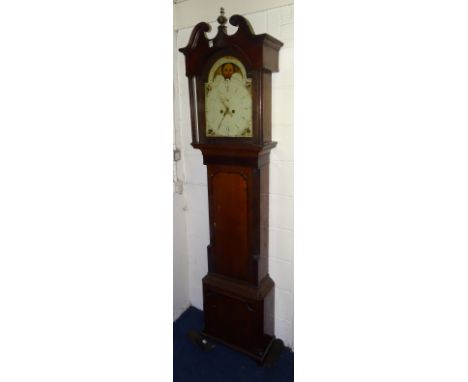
<box><xmin>205</xmin><ymin>56</ymin><xmax>253</xmax><ymax>138</ymax></box>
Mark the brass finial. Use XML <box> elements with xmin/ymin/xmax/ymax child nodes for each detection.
<box><xmin>217</xmin><ymin>7</ymin><xmax>227</xmax><ymax>27</ymax></box>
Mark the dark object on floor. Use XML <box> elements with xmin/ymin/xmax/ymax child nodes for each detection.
<box><xmin>188</xmin><ymin>330</ymin><xmax>216</xmax><ymax>352</ymax></box>
<box><xmin>263</xmin><ymin>339</ymin><xmax>285</xmax><ymax>368</ymax></box>
<box><xmin>174</xmin><ymin>306</ymin><xmax>294</xmax><ymax>382</ymax></box>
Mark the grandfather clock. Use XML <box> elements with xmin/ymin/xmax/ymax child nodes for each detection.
<box><xmin>179</xmin><ymin>8</ymin><xmax>283</xmax><ymax>363</ymax></box>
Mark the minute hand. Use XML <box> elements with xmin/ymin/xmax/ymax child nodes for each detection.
<box><xmin>217</xmin><ymin>106</ymin><xmax>230</xmax><ymax>131</ymax></box>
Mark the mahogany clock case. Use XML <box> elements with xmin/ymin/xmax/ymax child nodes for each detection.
<box><xmin>179</xmin><ymin>11</ymin><xmax>283</xmax><ymax>363</ymax></box>
<box><xmin>201</xmin><ymin>144</ymin><xmax>276</xmax><ymax>362</ymax></box>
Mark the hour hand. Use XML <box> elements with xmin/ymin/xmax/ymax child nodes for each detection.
<box><xmin>220</xmin><ymin>97</ymin><xmax>230</xmax><ymax>111</ymax></box>
<box><xmin>219</xmin><ymin>102</ymin><xmax>230</xmax><ymax>118</ymax></box>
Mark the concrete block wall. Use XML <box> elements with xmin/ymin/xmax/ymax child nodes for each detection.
<box><xmin>174</xmin><ymin>2</ymin><xmax>294</xmax><ymax>348</ymax></box>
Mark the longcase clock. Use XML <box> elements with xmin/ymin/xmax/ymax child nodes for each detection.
<box><xmin>179</xmin><ymin>8</ymin><xmax>283</xmax><ymax>363</ymax></box>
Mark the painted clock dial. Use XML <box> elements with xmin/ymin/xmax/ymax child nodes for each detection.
<box><xmin>205</xmin><ymin>56</ymin><xmax>252</xmax><ymax>137</ymax></box>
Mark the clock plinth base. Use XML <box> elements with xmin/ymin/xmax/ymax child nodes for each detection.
<box><xmin>202</xmin><ymin>273</ymin><xmax>275</xmax><ymax>363</ymax></box>
<box><xmin>201</xmin><ymin>331</ymin><xmax>275</xmax><ymax>364</ymax></box>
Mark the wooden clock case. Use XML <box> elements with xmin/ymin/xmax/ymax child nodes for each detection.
<box><xmin>179</xmin><ymin>11</ymin><xmax>283</xmax><ymax>363</ymax></box>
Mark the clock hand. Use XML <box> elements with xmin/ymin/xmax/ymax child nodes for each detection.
<box><xmin>220</xmin><ymin>97</ymin><xmax>236</xmax><ymax>117</ymax></box>
<box><xmin>220</xmin><ymin>98</ymin><xmax>230</xmax><ymax>112</ymax></box>
<box><xmin>217</xmin><ymin>107</ymin><xmax>230</xmax><ymax>131</ymax></box>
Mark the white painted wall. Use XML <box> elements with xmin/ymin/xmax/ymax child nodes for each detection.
<box><xmin>173</xmin><ymin>1</ymin><xmax>294</xmax><ymax>348</ymax></box>
<box><xmin>173</xmin><ymin>194</ymin><xmax>190</xmax><ymax>320</ymax></box>
<box><xmin>173</xmin><ymin>32</ymin><xmax>190</xmax><ymax>321</ymax></box>
<box><xmin>173</xmin><ymin>0</ymin><xmax>293</xmax><ymax>30</ymax></box>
